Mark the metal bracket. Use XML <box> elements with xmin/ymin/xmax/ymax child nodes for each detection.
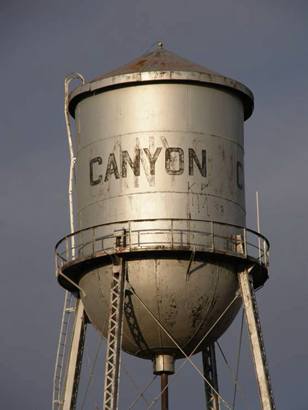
<box><xmin>186</xmin><ymin>247</ymin><xmax>196</xmax><ymax>281</ymax></box>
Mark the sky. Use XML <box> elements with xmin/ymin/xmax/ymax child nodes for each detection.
<box><xmin>0</xmin><ymin>0</ymin><xmax>307</xmax><ymax>409</ymax></box>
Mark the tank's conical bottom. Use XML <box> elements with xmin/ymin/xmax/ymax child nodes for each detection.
<box><xmin>80</xmin><ymin>256</ymin><xmax>241</xmax><ymax>359</ymax></box>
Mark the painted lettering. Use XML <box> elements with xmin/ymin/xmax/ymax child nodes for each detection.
<box><xmin>189</xmin><ymin>148</ymin><xmax>206</xmax><ymax>177</ymax></box>
<box><xmin>104</xmin><ymin>153</ymin><xmax>120</xmax><ymax>181</ymax></box>
<box><xmin>143</xmin><ymin>147</ymin><xmax>162</xmax><ymax>175</ymax></box>
<box><xmin>89</xmin><ymin>146</ymin><xmax>210</xmax><ymax>186</ymax></box>
<box><xmin>121</xmin><ymin>149</ymin><xmax>140</xmax><ymax>177</ymax></box>
<box><xmin>89</xmin><ymin>156</ymin><xmax>103</xmax><ymax>186</ymax></box>
<box><xmin>165</xmin><ymin>147</ymin><xmax>184</xmax><ymax>175</ymax></box>
<box><xmin>236</xmin><ymin>161</ymin><xmax>243</xmax><ymax>190</ymax></box>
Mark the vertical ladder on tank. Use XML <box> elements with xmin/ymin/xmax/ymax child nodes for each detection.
<box><xmin>202</xmin><ymin>343</ymin><xmax>220</xmax><ymax>410</ymax></box>
<box><xmin>238</xmin><ymin>267</ymin><xmax>275</xmax><ymax>410</ymax></box>
<box><xmin>52</xmin><ymin>72</ymin><xmax>88</xmax><ymax>410</ymax></box>
<box><xmin>103</xmin><ymin>255</ymin><xmax>126</xmax><ymax>410</ymax></box>
<box><xmin>52</xmin><ymin>290</ymin><xmax>75</xmax><ymax>409</ymax></box>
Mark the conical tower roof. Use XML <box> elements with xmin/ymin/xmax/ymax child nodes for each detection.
<box><xmin>69</xmin><ymin>43</ymin><xmax>253</xmax><ymax>119</ymax></box>
<box><xmin>93</xmin><ymin>43</ymin><xmax>221</xmax><ymax>80</ymax></box>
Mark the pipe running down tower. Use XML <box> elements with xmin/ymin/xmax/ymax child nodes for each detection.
<box><xmin>53</xmin><ymin>43</ymin><xmax>275</xmax><ymax>409</ymax></box>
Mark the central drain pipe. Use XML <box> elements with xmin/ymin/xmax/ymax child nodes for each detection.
<box><xmin>153</xmin><ymin>354</ymin><xmax>175</xmax><ymax>410</ymax></box>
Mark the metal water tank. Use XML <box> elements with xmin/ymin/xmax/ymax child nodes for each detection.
<box><xmin>58</xmin><ymin>44</ymin><xmax>267</xmax><ymax>363</ymax></box>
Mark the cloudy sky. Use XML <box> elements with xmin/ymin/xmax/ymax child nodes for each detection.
<box><xmin>1</xmin><ymin>1</ymin><xmax>307</xmax><ymax>409</ymax></box>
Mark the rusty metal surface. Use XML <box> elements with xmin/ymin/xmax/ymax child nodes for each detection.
<box><xmin>58</xmin><ymin>50</ymin><xmax>269</xmax><ymax>362</ymax></box>
<box><xmin>68</xmin><ymin>46</ymin><xmax>253</xmax><ymax>119</ymax></box>
<box><xmin>55</xmin><ymin>218</ymin><xmax>269</xmax><ymax>302</ymax></box>
<box><xmin>75</xmin><ymin>81</ymin><xmax>246</xmax><ymax>236</ymax></box>
<box><xmin>55</xmin><ymin>218</ymin><xmax>269</xmax><ymax>268</ymax></box>
<box><xmin>93</xmin><ymin>46</ymin><xmax>220</xmax><ymax>79</ymax></box>
<box><xmin>78</xmin><ymin>256</ymin><xmax>241</xmax><ymax>359</ymax></box>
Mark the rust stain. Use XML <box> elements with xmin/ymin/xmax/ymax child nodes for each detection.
<box><xmin>164</xmin><ymin>295</ymin><xmax>177</xmax><ymax>329</ymax></box>
<box><xmin>191</xmin><ymin>297</ymin><xmax>204</xmax><ymax>329</ymax></box>
<box><xmin>133</xmin><ymin>58</ymin><xmax>147</xmax><ymax>68</ymax></box>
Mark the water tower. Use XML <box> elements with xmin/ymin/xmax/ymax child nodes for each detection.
<box><xmin>53</xmin><ymin>43</ymin><xmax>275</xmax><ymax>410</ymax></box>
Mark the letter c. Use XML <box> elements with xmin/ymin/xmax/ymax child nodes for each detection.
<box><xmin>90</xmin><ymin>157</ymin><xmax>103</xmax><ymax>186</ymax></box>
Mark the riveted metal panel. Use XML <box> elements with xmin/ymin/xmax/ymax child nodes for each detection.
<box><xmin>76</xmin><ymin>83</ymin><xmax>245</xmax><ymax>231</ymax></box>
<box><xmin>69</xmin><ymin>47</ymin><xmax>253</xmax><ymax>120</ymax></box>
<box><xmin>80</xmin><ymin>258</ymin><xmax>240</xmax><ymax>358</ymax></box>
<box><xmin>73</xmin><ymin>62</ymin><xmax>248</xmax><ymax>357</ymax></box>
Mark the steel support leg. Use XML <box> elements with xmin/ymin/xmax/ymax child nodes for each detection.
<box><xmin>62</xmin><ymin>299</ymin><xmax>87</xmax><ymax>410</ymax></box>
<box><xmin>202</xmin><ymin>344</ymin><xmax>220</xmax><ymax>410</ymax></box>
<box><xmin>103</xmin><ymin>257</ymin><xmax>126</xmax><ymax>410</ymax></box>
<box><xmin>238</xmin><ymin>268</ymin><xmax>275</xmax><ymax>410</ymax></box>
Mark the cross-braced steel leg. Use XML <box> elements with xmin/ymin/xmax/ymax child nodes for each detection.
<box><xmin>62</xmin><ymin>299</ymin><xmax>87</xmax><ymax>410</ymax></box>
<box><xmin>103</xmin><ymin>256</ymin><xmax>126</xmax><ymax>410</ymax></box>
<box><xmin>202</xmin><ymin>344</ymin><xmax>220</xmax><ymax>410</ymax></box>
<box><xmin>238</xmin><ymin>268</ymin><xmax>275</xmax><ymax>410</ymax></box>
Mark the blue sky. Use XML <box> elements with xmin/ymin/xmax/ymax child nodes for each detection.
<box><xmin>0</xmin><ymin>1</ymin><xmax>307</xmax><ymax>409</ymax></box>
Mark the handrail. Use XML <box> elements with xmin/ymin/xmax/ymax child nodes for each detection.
<box><xmin>55</xmin><ymin>218</ymin><xmax>270</xmax><ymax>250</ymax></box>
<box><xmin>55</xmin><ymin>218</ymin><xmax>270</xmax><ymax>271</ymax></box>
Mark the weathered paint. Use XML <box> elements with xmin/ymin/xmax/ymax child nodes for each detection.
<box><xmin>75</xmin><ymin>83</ymin><xmax>245</xmax><ymax>229</ymax></box>
<box><xmin>71</xmin><ymin>48</ymin><xmax>251</xmax><ymax>359</ymax></box>
<box><xmin>69</xmin><ymin>47</ymin><xmax>253</xmax><ymax>120</ymax></box>
<box><xmin>89</xmin><ymin>147</ymin><xmax>208</xmax><ymax>185</ymax></box>
<box><xmin>80</xmin><ymin>258</ymin><xmax>241</xmax><ymax>358</ymax></box>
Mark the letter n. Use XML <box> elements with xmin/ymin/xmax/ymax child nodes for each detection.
<box><xmin>121</xmin><ymin>149</ymin><xmax>141</xmax><ymax>177</ymax></box>
<box><xmin>189</xmin><ymin>149</ymin><xmax>207</xmax><ymax>177</ymax></box>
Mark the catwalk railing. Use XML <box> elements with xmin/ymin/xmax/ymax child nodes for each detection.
<box><xmin>55</xmin><ymin>218</ymin><xmax>269</xmax><ymax>270</ymax></box>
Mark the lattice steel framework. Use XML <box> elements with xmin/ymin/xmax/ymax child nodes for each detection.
<box><xmin>103</xmin><ymin>257</ymin><xmax>126</xmax><ymax>410</ymax></box>
<box><xmin>202</xmin><ymin>344</ymin><xmax>220</xmax><ymax>410</ymax></box>
<box><xmin>54</xmin><ymin>228</ymin><xmax>275</xmax><ymax>410</ymax></box>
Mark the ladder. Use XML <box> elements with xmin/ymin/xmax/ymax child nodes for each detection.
<box><xmin>52</xmin><ymin>291</ymin><xmax>76</xmax><ymax>409</ymax></box>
